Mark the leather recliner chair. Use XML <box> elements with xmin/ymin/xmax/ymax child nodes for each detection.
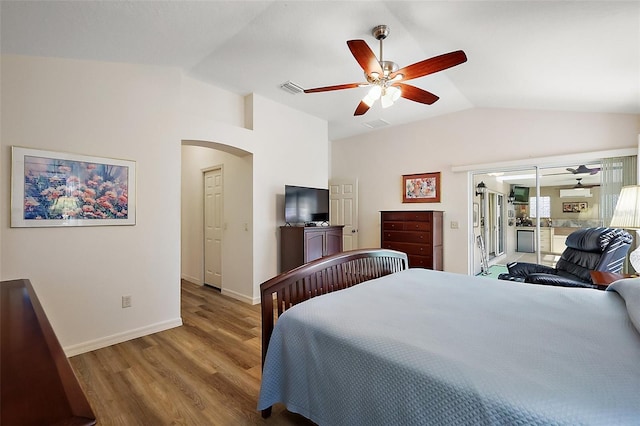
<box><xmin>498</xmin><ymin>227</ymin><xmax>633</xmax><ymax>289</ymax></box>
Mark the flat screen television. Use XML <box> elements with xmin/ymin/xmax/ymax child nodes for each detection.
<box><xmin>285</xmin><ymin>185</ymin><xmax>329</xmax><ymax>225</ymax></box>
<box><xmin>512</xmin><ymin>186</ymin><xmax>530</xmax><ymax>204</ymax></box>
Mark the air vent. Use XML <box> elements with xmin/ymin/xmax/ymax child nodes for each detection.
<box><xmin>560</xmin><ymin>188</ymin><xmax>592</xmax><ymax>198</ymax></box>
<box><xmin>279</xmin><ymin>81</ymin><xmax>304</xmax><ymax>94</ymax></box>
<box><xmin>362</xmin><ymin>119</ymin><xmax>390</xmax><ymax>129</ymax></box>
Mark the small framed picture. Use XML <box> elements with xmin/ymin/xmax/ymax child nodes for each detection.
<box><xmin>562</xmin><ymin>202</ymin><xmax>587</xmax><ymax>213</ymax></box>
<box><xmin>402</xmin><ymin>172</ymin><xmax>441</xmax><ymax>203</ymax></box>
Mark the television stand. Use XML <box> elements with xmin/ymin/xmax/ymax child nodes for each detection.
<box><xmin>280</xmin><ymin>225</ymin><xmax>344</xmax><ymax>272</ymax></box>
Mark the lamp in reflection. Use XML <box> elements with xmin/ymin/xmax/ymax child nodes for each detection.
<box><xmin>475</xmin><ymin>181</ymin><xmax>487</xmax><ymax>198</ymax></box>
<box><xmin>609</xmin><ymin>185</ymin><xmax>640</xmax><ymax>272</ymax></box>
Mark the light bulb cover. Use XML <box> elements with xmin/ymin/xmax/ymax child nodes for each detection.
<box><xmin>362</xmin><ymin>95</ymin><xmax>376</xmax><ymax>107</ymax></box>
<box><xmin>368</xmin><ymin>85</ymin><xmax>382</xmax><ymax>100</ymax></box>
<box><xmin>388</xmin><ymin>86</ymin><xmax>401</xmax><ymax>101</ymax></box>
<box><xmin>362</xmin><ymin>85</ymin><xmax>382</xmax><ymax>107</ymax></box>
<box><xmin>381</xmin><ymin>93</ymin><xmax>394</xmax><ymax>108</ymax></box>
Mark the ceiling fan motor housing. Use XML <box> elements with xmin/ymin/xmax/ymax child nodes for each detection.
<box><xmin>372</xmin><ymin>25</ymin><xmax>389</xmax><ymax>40</ymax></box>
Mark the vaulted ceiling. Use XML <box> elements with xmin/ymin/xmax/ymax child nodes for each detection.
<box><xmin>1</xmin><ymin>1</ymin><xmax>638</xmax><ymax>140</ymax></box>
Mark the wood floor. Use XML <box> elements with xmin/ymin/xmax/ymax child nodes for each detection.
<box><xmin>69</xmin><ymin>280</ymin><xmax>313</xmax><ymax>425</ymax></box>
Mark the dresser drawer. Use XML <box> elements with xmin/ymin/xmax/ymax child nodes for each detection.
<box><xmin>382</xmin><ymin>221</ymin><xmax>404</xmax><ymax>231</ymax></box>
<box><xmin>403</xmin><ymin>221</ymin><xmax>431</xmax><ymax>231</ymax></box>
<box><xmin>381</xmin><ymin>211</ymin><xmax>432</xmax><ymax>223</ymax></box>
<box><xmin>382</xmin><ymin>230</ymin><xmax>432</xmax><ymax>243</ymax></box>
<box><xmin>382</xmin><ymin>241</ymin><xmax>433</xmax><ymax>257</ymax></box>
<box><xmin>408</xmin><ymin>255</ymin><xmax>434</xmax><ymax>269</ymax></box>
<box><xmin>382</xmin><ymin>221</ymin><xmax>431</xmax><ymax>231</ymax></box>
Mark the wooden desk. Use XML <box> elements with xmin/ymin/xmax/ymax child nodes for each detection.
<box><xmin>1</xmin><ymin>279</ymin><xmax>96</xmax><ymax>426</ymax></box>
<box><xmin>590</xmin><ymin>271</ymin><xmax>637</xmax><ymax>289</ymax></box>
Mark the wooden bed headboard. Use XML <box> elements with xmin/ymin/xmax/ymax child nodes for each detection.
<box><xmin>260</xmin><ymin>248</ymin><xmax>409</xmax><ymax>366</ymax></box>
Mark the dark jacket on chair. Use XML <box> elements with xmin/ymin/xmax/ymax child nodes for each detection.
<box><xmin>498</xmin><ymin>227</ymin><xmax>633</xmax><ymax>289</ymax></box>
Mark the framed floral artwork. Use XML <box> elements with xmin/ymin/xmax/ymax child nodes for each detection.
<box><xmin>402</xmin><ymin>172</ymin><xmax>441</xmax><ymax>203</ymax></box>
<box><xmin>11</xmin><ymin>146</ymin><xmax>136</xmax><ymax>227</ymax></box>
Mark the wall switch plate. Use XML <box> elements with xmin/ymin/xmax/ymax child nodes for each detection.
<box><xmin>122</xmin><ymin>295</ymin><xmax>132</xmax><ymax>308</ymax></box>
<box><xmin>450</xmin><ymin>221</ymin><xmax>459</xmax><ymax>229</ymax></box>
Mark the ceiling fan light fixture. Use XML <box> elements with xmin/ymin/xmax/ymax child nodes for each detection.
<box><xmin>363</xmin><ymin>85</ymin><xmax>382</xmax><ymax>106</ymax></box>
<box><xmin>381</xmin><ymin>86</ymin><xmax>401</xmax><ymax>108</ymax></box>
<box><xmin>381</xmin><ymin>93</ymin><xmax>393</xmax><ymax>108</ymax></box>
<box><xmin>389</xmin><ymin>85</ymin><xmax>401</xmax><ymax>101</ymax></box>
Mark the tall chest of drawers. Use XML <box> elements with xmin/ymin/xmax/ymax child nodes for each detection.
<box><xmin>380</xmin><ymin>210</ymin><xmax>443</xmax><ymax>270</ymax></box>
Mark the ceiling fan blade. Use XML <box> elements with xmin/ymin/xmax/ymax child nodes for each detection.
<box><xmin>390</xmin><ymin>50</ymin><xmax>467</xmax><ymax>81</ymax></box>
<box><xmin>396</xmin><ymin>83</ymin><xmax>439</xmax><ymax>105</ymax></box>
<box><xmin>567</xmin><ymin>165</ymin><xmax>602</xmax><ymax>175</ymax></box>
<box><xmin>354</xmin><ymin>101</ymin><xmax>370</xmax><ymax>116</ymax></box>
<box><xmin>304</xmin><ymin>83</ymin><xmax>363</xmax><ymax>93</ymax></box>
<box><xmin>347</xmin><ymin>40</ymin><xmax>383</xmax><ymax>76</ymax></box>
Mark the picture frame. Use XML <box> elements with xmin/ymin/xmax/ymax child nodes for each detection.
<box><xmin>473</xmin><ymin>203</ymin><xmax>479</xmax><ymax>227</ymax></box>
<box><xmin>562</xmin><ymin>202</ymin><xmax>588</xmax><ymax>213</ymax></box>
<box><xmin>402</xmin><ymin>172</ymin><xmax>441</xmax><ymax>203</ymax></box>
<box><xmin>11</xmin><ymin>146</ymin><xmax>136</xmax><ymax>227</ymax></box>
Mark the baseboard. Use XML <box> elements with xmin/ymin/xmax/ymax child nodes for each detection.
<box><xmin>63</xmin><ymin>317</ymin><xmax>183</xmax><ymax>357</ymax></box>
<box><xmin>221</xmin><ymin>287</ymin><xmax>258</xmax><ymax>305</ymax></box>
<box><xmin>181</xmin><ymin>273</ymin><xmax>202</xmax><ymax>285</ymax></box>
<box><xmin>181</xmin><ymin>277</ymin><xmax>258</xmax><ymax>304</ymax></box>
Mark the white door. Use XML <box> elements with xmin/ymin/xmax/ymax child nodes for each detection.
<box><xmin>329</xmin><ymin>178</ymin><xmax>358</xmax><ymax>250</ymax></box>
<box><xmin>204</xmin><ymin>168</ymin><xmax>223</xmax><ymax>288</ymax></box>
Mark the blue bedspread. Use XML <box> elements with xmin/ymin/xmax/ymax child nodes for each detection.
<box><xmin>258</xmin><ymin>268</ymin><xmax>640</xmax><ymax>425</ymax></box>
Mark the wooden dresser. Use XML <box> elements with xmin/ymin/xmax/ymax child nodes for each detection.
<box><xmin>380</xmin><ymin>210</ymin><xmax>443</xmax><ymax>270</ymax></box>
<box><xmin>280</xmin><ymin>225</ymin><xmax>344</xmax><ymax>272</ymax></box>
<box><xmin>1</xmin><ymin>279</ymin><xmax>96</xmax><ymax>425</ymax></box>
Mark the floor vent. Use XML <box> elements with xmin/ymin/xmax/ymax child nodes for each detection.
<box><xmin>362</xmin><ymin>119</ymin><xmax>390</xmax><ymax>129</ymax></box>
<box><xmin>279</xmin><ymin>81</ymin><xmax>304</xmax><ymax>94</ymax></box>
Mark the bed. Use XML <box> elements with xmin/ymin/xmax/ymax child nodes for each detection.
<box><xmin>258</xmin><ymin>249</ymin><xmax>640</xmax><ymax>425</ymax></box>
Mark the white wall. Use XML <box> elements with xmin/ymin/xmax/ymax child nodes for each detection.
<box><xmin>1</xmin><ymin>55</ymin><xmax>183</xmax><ymax>354</ymax></box>
<box><xmin>331</xmin><ymin>108</ymin><xmax>640</xmax><ymax>274</ymax></box>
<box><xmin>1</xmin><ymin>56</ymin><xmax>330</xmax><ymax>354</ymax></box>
<box><xmin>250</xmin><ymin>95</ymin><xmax>329</xmax><ymax>292</ymax></box>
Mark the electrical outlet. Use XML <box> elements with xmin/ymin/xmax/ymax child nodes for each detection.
<box><xmin>122</xmin><ymin>295</ymin><xmax>132</xmax><ymax>308</ymax></box>
<box><xmin>450</xmin><ymin>221</ymin><xmax>459</xmax><ymax>229</ymax></box>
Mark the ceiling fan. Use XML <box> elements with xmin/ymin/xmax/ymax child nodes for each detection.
<box><xmin>574</xmin><ymin>178</ymin><xmax>599</xmax><ymax>189</ymax></box>
<box><xmin>567</xmin><ymin>165</ymin><xmax>601</xmax><ymax>175</ymax></box>
<box><xmin>303</xmin><ymin>25</ymin><xmax>467</xmax><ymax>116</ymax></box>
